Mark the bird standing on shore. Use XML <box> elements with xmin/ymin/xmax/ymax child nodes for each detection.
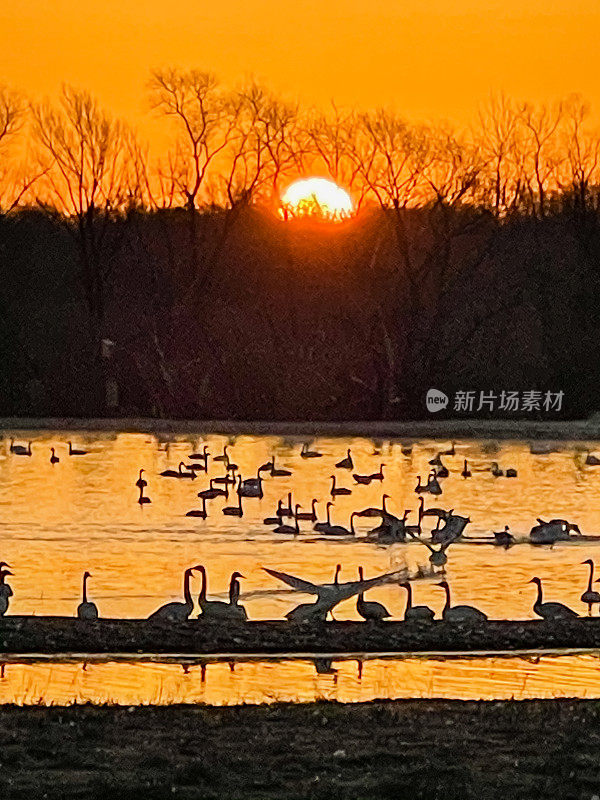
<box><xmin>529</xmin><ymin>577</ymin><xmax>578</xmax><ymax>620</ymax></box>
<box><xmin>77</xmin><ymin>571</ymin><xmax>99</xmax><ymax>620</ymax></box>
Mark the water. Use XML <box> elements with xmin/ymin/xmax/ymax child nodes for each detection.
<box><xmin>0</xmin><ymin>652</ymin><xmax>599</xmax><ymax>705</ymax></box>
<box><xmin>1</xmin><ymin>429</ymin><xmax>600</xmax><ymax>704</ymax></box>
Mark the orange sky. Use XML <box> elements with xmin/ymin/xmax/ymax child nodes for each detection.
<box><xmin>1</xmin><ymin>0</ymin><xmax>599</xmax><ymax>146</ymax></box>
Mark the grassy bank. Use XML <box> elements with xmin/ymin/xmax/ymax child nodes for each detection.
<box><xmin>1</xmin><ymin>699</ymin><xmax>599</xmax><ymax>799</ymax></box>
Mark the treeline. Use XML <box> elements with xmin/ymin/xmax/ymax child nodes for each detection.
<box><xmin>0</xmin><ymin>74</ymin><xmax>599</xmax><ymax>420</ymax></box>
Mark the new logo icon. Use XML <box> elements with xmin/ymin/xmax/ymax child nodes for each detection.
<box><xmin>426</xmin><ymin>388</ymin><xmax>448</xmax><ymax>413</ymax></box>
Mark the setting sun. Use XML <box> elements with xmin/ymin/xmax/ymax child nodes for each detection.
<box><xmin>280</xmin><ymin>178</ymin><xmax>353</xmax><ymax>220</ymax></box>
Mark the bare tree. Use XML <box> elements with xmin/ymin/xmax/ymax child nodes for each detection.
<box><xmin>31</xmin><ymin>86</ymin><xmax>138</xmax><ymax>339</ymax></box>
<box><xmin>518</xmin><ymin>99</ymin><xmax>565</xmax><ymax>218</ymax></box>
<box><xmin>0</xmin><ymin>85</ymin><xmax>42</xmax><ymax>211</ymax></box>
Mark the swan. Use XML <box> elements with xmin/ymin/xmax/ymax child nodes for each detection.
<box><xmin>137</xmin><ymin>486</ymin><xmax>151</xmax><ymax>505</ymax></box>
<box><xmin>461</xmin><ymin>460</ymin><xmax>471</xmax><ymax>478</ymax></box>
<box><xmin>428</xmin><ymin>453</ymin><xmax>443</xmax><ymax>467</ymax></box>
<box><xmin>529</xmin><ymin>577</ymin><xmax>578</xmax><ymax>620</ymax></box>
<box><xmin>529</xmin><ymin>520</ymin><xmax>574</xmax><ymax>544</ymax></box>
<box><xmin>330</xmin><ymin>475</ymin><xmax>351</xmax><ymax>497</ymax></box>
<box><xmin>435</xmin><ymin>461</ymin><xmax>449</xmax><ymax>478</ymax></box>
<box><xmin>264</xmin><ymin>500</ymin><xmax>285</xmax><ymax>525</ymax></box>
<box><xmin>77</xmin><ymin>571</ymin><xmax>99</xmax><ymax>620</ymax></box>
<box><xmin>11</xmin><ymin>440</ymin><xmax>31</xmax><ymax>456</ymax></box>
<box><xmin>581</xmin><ymin>559</ymin><xmax>600</xmax><ymax>614</ymax></box>
<box><xmin>279</xmin><ymin>492</ymin><xmax>293</xmax><ymax>518</ymax></box>
<box><xmin>437</xmin><ymin>580</ymin><xmax>487</xmax><ymax>623</ymax></box>
<box><xmin>333</xmin><ymin>564</ymin><xmax>341</xmax><ymax>585</ymax></box>
<box><xmin>135</xmin><ymin>469</ymin><xmax>147</xmax><ymax>490</ymax></box>
<box><xmin>415</xmin><ymin>475</ymin><xmax>427</xmax><ymax>493</ymax></box>
<box><xmin>68</xmin><ymin>441</ymin><xmax>87</xmax><ymax>456</ymax></box>
<box><xmin>0</xmin><ymin>570</ymin><xmax>13</xmax><ymax>616</ymax></box>
<box><xmin>356</xmin><ymin>567</ymin><xmax>391</xmax><ymax>621</ymax></box>
<box><xmin>186</xmin><ymin>497</ymin><xmax>208</xmax><ymax>518</ymax></box>
<box><xmin>368</xmin><ymin>464</ymin><xmax>385</xmax><ymax>481</ymax></box>
<box><xmin>273</xmin><ymin>504</ymin><xmax>301</xmax><ymax>534</ymax></box>
<box><xmin>213</xmin><ymin>445</ymin><xmax>230</xmax><ymax>463</ymax></box>
<box><xmin>223</xmin><ymin>481</ymin><xmax>244</xmax><ymax>517</ymax></box>
<box><xmin>442</xmin><ymin>442</ymin><xmax>455</xmax><ymax>455</ymax></box>
<box><xmin>353</xmin><ymin>472</ymin><xmax>373</xmax><ymax>485</ymax></box>
<box><xmin>356</xmin><ymin>494</ymin><xmax>391</xmax><ymax>518</ymax></box>
<box><xmin>322</xmin><ymin>511</ymin><xmax>357</xmax><ymax>536</ymax></box>
<box><xmin>175</xmin><ymin>461</ymin><xmax>196</xmax><ymax>480</ymax></box>
<box><xmin>405</xmin><ymin>527</ymin><xmax>451</xmax><ymax>566</ymax></box>
<box><xmin>585</xmin><ymin>451</ymin><xmax>600</xmax><ymax>466</ymax></box>
<box><xmin>50</xmin><ymin>447</ymin><xmax>60</xmax><ymax>465</ymax></box>
<box><xmin>427</xmin><ymin>472</ymin><xmax>442</xmax><ymax>495</ymax></box>
<box><xmin>400</xmin><ymin>582</ymin><xmax>435</xmax><ymax>622</ymax></box>
<box><xmin>493</xmin><ymin>525</ymin><xmax>515</xmax><ymax>547</ymax></box>
<box><xmin>418</xmin><ymin>497</ymin><xmax>451</xmax><ymax>525</ymax></box>
<box><xmin>285</xmin><ymin>599</ymin><xmax>330</xmax><ymax>623</ymax></box>
<box><xmin>198</xmin><ymin>479</ymin><xmax>228</xmax><ymax>499</ymax></box>
<box><xmin>239</xmin><ymin>470</ymin><xmax>264</xmax><ymax>498</ymax></box>
<box><xmin>296</xmin><ymin>499</ymin><xmax>319</xmax><ymax>521</ymax></box>
<box><xmin>431</xmin><ymin>514</ymin><xmax>470</xmax><ymax>544</ymax></box>
<box><xmin>270</xmin><ymin>455</ymin><xmax>292</xmax><ymax>477</ymax></box>
<box><xmin>147</xmin><ymin>565</ymin><xmax>201</xmax><ymax>622</ymax></box>
<box><xmin>490</xmin><ymin>461</ymin><xmax>504</xmax><ymax>477</ymax></box>
<box><xmin>265</xmin><ymin>565</ymin><xmax>403</xmax><ymax>612</ymax></box>
<box><xmin>314</xmin><ymin>501</ymin><xmax>333</xmax><ymax>532</ymax></box>
<box><xmin>506</xmin><ymin>468</ymin><xmax>517</xmax><ymax>477</ymax></box>
<box><xmin>301</xmin><ymin>443</ymin><xmax>322</xmax><ymax>458</ymax></box>
<box><xmin>189</xmin><ymin>445</ymin><xmax>209</xmax><ymax>461</ymax></box>
<box><xmin>198</xmin><ymin>567</ymin><xmax>247</xmax><ymax>621</ymax></box>
<box><xmin>335</xmin><ymin>449</ymin><xmax>353</xmax><ymax>469</ymax></box>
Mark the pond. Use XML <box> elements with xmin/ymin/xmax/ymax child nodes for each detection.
<box><xmin>0</xmin><ymin>430</ymin><xmax>599</xmax><ymax>624</ymax></box>
<box><xmin>0</xmin><ymin>652</ymin><xmax>599</xmax><ymax>705</ymax></box>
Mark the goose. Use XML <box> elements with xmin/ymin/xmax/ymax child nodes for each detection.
<box><xmin>335</xmin><ymin>449</ymin><xmax>353</xmax><ymax>469</ymax></box>
<box><xmin>222</xmin><ymin>482</ymin><xmax>244</xmax><ymax>517</ymax></box>
<box><xmin>581</xmin><ymin>560</ymin><xmax>600</xmax><ymax>614</ymax></box>
<box><xmin>68</xmin><ymin>441</ymin><xmax>87</xmax><ymax>456</ymax></box>
<box><xmin>493</xmin><ymin>525</ymin><xmax>515</xmax><ymax>547</ymax></box>
<box><xmin>356</xmin><ymin>494</ymin><xmax>391</xmax><ymax>518</ymax></box>
<box><xmin>368</xmin><ymin>464</ymin><xmax>385</xmax><ymax>482</ymax></box>
<box><xmin>322</xmin><ymin>511</ymin><xmax>357</xmax><ymax>536</ymax></box>
<box><xmin>437</xmin><ymin>580</ymin><xmax>487</xmax><ymax>623</ymax></box>
<box><xmin>356</xmin><ymin>567</ymin><xmax>391</xmax><ymax>621</ymax></box>
<box><xmin>189</xmin><ymin>445</ymin><xmax>209</xmax><ymax>461</ymax></box>
<box><xmin>198</xmin><ymin>479</ymin><xmax>228</xmax><ymax>499</ymax></box>
<box><xmin>400</xmin><ymin>582</ymin><xmax>435</xmax><ymax>623</ymax></box>
<box><xmin>314</xmin><ymin>501</ymin><xmax>334</xmax><ymax>532</ymax></box>
<box><xmin>264</xmin><ymin>501</ymin><xmax>285</xmax><ymax>525</ymax></box>
<box><xmin>137</xmin><ymin>486</ymin><xmax>151</xmax><ymax>505</ymax></box>
<box><xmin>186</xmin><ymin>497</ymin><xmax>208</xmax><ymax>518</ymax></box>
<box><xmin>273</xmin><ymin>504</ymin><xmax>301</xmax><ymax>534</ymax></box>
<box><xmin>330</xmin><ymin>475</ymin><xmax>351</xmax><ymax>497</ymax></box>
<box><xmin>11</xmin><ymin>440</ymin><xmax>32</xmax><ymax>456</ymax></box>
<box><xmin>135</xmin><ymin>469</ymin><xmax>147</xmax><ymax>490</ymax></box>
<box><xmin>529</xmin><ymin>577</ymin><xmax>578</xmax><ymax>620</ymax></box>
<box><xmin>296</xmin><ymin>499</ymin><xmax>319</xmax><ymax>521</ymax></box>
<box><xmin>213</xmin><ymin>445</ymin><xmax>230</xmax><ymax>463</ymax></box>
<box><xmin>147</xmin><ymin>566</ymin><xmax>201</xmax><ymax>622</ymax></box>
<box><xmin>585</xmin><ymin>451</ymin><xmax>600</xmax><ymax>466</ymax></box>
<box><xmin>300</xmin><ymin>443</ymin><xmax>322</xmax><ymax>458</ymax></box>
<box><xmin>0</xmin><ymin>570</ymin><xmax>13</xmax><ymax>616</ymax></box>
<box><xmin>353</xmin><ymin>472</ymin><xmax>373</xmax><ymax>485</ymax></box>
<box><xmin>50</xmin><ymin>447</ymin><xmax>60</xmax><ymax>465</ymax></box>
<box><xmin>461</xmin><ymin>460</ymin><xmax>471</xmax><ymax>478</ymax></box>
<box><xmin>198</xmin><ymin>567</ymin><xmax>247</xmax><ymax>621</ymax></box>
<box><xmin>77</xmin><ymin>571</ymin><xmax>98</xmax><ymax>620</ymax></box>
<box><xmin>270</xmin><ymin>455</ymin><xmax>292</xmax><ymax>477</ymax></box>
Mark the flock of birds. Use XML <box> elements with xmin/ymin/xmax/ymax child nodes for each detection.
<box><xmin>5</xmin><ymin>436</ymin><xmax>600</xmax><ymax>624</ymax></box>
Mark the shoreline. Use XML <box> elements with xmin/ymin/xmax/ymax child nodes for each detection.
<box><xmin>2</xmin><ymin>415</ymin><xmax>600</xmax><ymax>439</ymax></box>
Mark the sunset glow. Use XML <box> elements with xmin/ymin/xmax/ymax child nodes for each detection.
<box><xmin>281</xmin><ymin>178</ymin><xmax>353</xmax><ymax>220</ymax></box>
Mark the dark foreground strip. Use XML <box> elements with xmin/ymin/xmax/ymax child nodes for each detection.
<box><xmin>2</xmin><ymin>617</ymin><xmax>600</xmax><ymax>654</ymax></box>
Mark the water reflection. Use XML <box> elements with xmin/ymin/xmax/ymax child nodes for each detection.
<box><xmin>1</xmin><ymin>431</ymin><xmax>600</xmax><ymax>621</ymax></box>
<box><xmin>0</xmin><ymin>652</ymin><xmax>598</xmax><ymax>705</ymax></box>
